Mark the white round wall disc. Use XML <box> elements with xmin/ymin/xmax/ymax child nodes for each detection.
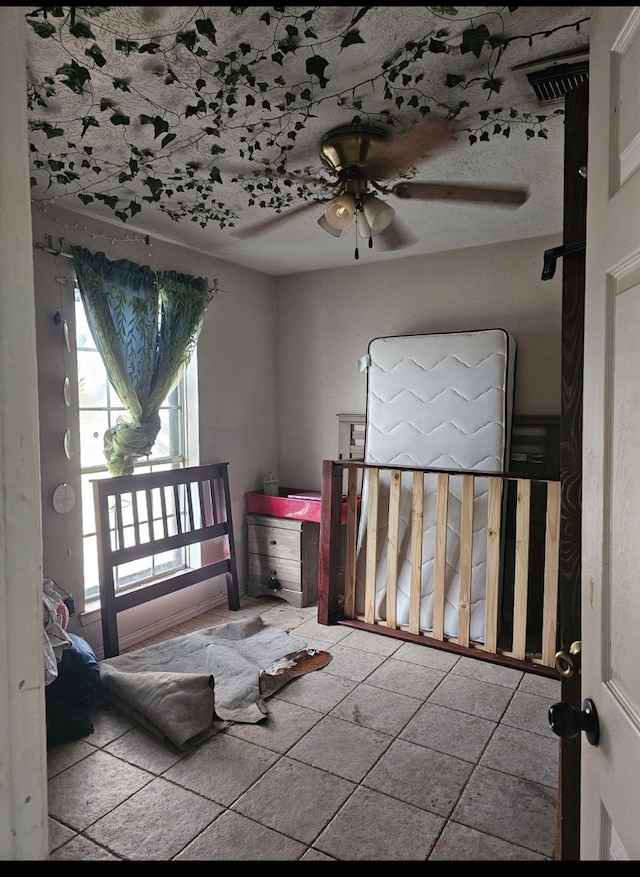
<box><xmin>53</xmin><ymin>483</ymin><xmax>75</xmax><ymax>514</ymax></box>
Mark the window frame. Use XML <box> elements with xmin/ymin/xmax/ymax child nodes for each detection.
<box><xmin>74</xmin><ymin>283</ymin><xmax>195</xmax><ymax>607</ymax></box>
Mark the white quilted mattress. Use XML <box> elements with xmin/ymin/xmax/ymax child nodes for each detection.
<box><xmin>355</xmin><ymin>329</ymin><xmax>516</xmax><ymax>642</ymax></box>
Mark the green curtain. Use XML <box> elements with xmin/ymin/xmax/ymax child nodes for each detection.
<box><xmin>71</xmin><ymin>246</ymin><xmax>211</xmax><ymax>476</ymax></box>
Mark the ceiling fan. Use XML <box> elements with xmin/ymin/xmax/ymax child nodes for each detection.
<box><xmin>232</xmin><ymin>116</ymin><xmax>529</xmax><ymax>258</ymax></box>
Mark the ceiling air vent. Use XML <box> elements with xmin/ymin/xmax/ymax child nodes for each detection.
<box><xmin>526</xmin><ymin>60</ymin><xmax>589</xmax><ymax>105</ymax></box>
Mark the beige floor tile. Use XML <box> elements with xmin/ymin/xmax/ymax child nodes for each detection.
<box><xmin>319</xmin><ymin>642</ymin><xmax>387</xmax><ymax>682</ymax></box>
<box><xmin>175</xmin><ymin>809</ymin><xmax>307</xmax><ymax>860</ymax></box>
<box><xmin>451</xmin><ymin>765</ymin><xmax>557</xmax><ymax>857</ymax></box>
<box><xmin>480</xmin><ymin>723</ymin><xmax>559</xmax><ymax>788</ymax></box>
<box><xmin>103</xmin><ymin>726</ymin><xmax>185</xmax><ymax>773</ymax></box>
<box><xmin>365</xmin><ymin>657</ymin><xmax>445</xmax><ymax>700</ymax></box>
<box><xmin>47</xmin><ymin>750</ymin><xmax>153</xmax><ymax>831</ymax></box>
<box><xmin>50</xmin><ymin>835</ymin><xmax>121</xmax><ymax>860</ymax></box>
<box><xmin>501</xmin><ymin>690</ymin><xmax>559</xmax><ymax>738</ymax></box>
<box><xmin>225</xmin><ymin>698</ymin><xmax>322</xmax><ymax>752</ymax></box>
<box><xmin>85</xmin><ymin>777</ymin><xmax>223</xmax><ymax>860</ymax></box>
<box><xmin>452</xmin><ymin>655</ymin><xmax>524</xmax><ymax>688</ymax></box>
<box><xmin>47</xmin><ymin>739</ymin><xmax>96</xmax><ymax>779</ymax></box>
<box><xmin>48</xmin><ymin>817</ymin><xmax>76</xmax><ymax>853</ymax></box>
<box><xmin>427</xmin><ymin>673</ymin><xmax>515</xmax><ymax>720</ymax></box>
<box><xmin>314</xmin><ymin>786</ymin><xmax>445</xmax><ymax>861</ymax></box>
<box><xmin>337</xmin><ymin>627</ymin><xmax>404</xmax><ymax>656</ymax></box>
<box><xmin>291</xmin><ymin>617</ymin><xmax>355</xmax><ymax>646</ymax></box>
<box><xmin>429</xmin><ymin>821</ymin><xmax>549</xmax><ymax>860</ymax></box>
<box><xmin>162</xmin><ymin>733</ymin><xmax>279</xmax><ymax>806</ymax></box>
<box><xmin>260</xmin><ymin>602</ymin><xmax>316</xmax><ymax>630</ymax></box>
<box><xmin>330</xmin><ymin>682</ymin><xmax>421</xmax><ymax>735</ymax></box>
<box><xmin>301</xmin><ymin>847</ymin><xmax>336</xmax><ymax>860</ymax></box>
<box><xmin>232</xmin><ymin>757</ymin><xmax>356</xmax><ymax>845</ymax></box>
<box><xmin>519</xmin><ymin>673</ymin><xmax>562</xmax><ymax>699</ymax></box>
<box><xmin>392</xmin><ymin>640</ymin><xmax>461</xmax><ymax>672</ymax></box>
<box><xmin>273</xmin><ymin>667</ymin><xmax>356</xmax><ymax>713</ymax></box>
<box><xmin>363</xmin><ymin>738</ymin><xmax>474</xmax><ymax>817</ymax></box>
<box><xmin>400</xmin><ymin>701</ymin><xmax>496</xmax><ymax>763</ymax></box>
<box><xmin>286</xmin><ymin>714</ymin><xmax>392</xmax><ymax>783</ymax></box>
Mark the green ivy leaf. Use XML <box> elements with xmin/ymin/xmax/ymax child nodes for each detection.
<box><xmin>56</xmin><ymin>61</ymin><xmax>91</xmax><ymax>95</ymax></box>
<box><xmin>85</xmin><ymin>44</ymin><xmax>106</xmax><ymax>67</ymax></box>
<box><xmin>80</xmin><ymin>116</ymin><xmax>99</xmax><ymax>137</ymax></box>
<box><xmin>460</xmin><ymin>24</ymin><xmax>490</xmax><ymax>58</ymax></box>
<box><xmin>482</xmin><ymin>77</ymin><xmax>504</xmax><ymax>94</ymax></box>
<box><xmin>27</xmin><ymin>20</ymin><xmax>56</xmax><ymax>38</ymax></box>
<box><xmin>143</xmin><ymin>177</ymin><xmax>163</xmax><ymax>198</ymax></box>
<box><xmin>69</xmin><ymin>21</ymin><xmax>94</xmax><ymax>40</ymax></box>
<box><xmin>195</xmin><ymin>18</ymin><xmax>217</xmax><ymax>44</ymax></box>
<box><xmin>445</xmin><ymin>73</ymin><xmax>465</xmax><ymax>88</ymax></box>
<box><xmin>113</xmin><ymin>78</ymin><xmax>131</xmax><ymax>92</ymax></box>
<box><xmin>341</xmin><ymin>29</ymin><xmax>364</xmax><ymax>49</ymax></box>
<box><xmin>138</xmin><ymin>42</ymin><xmax>161</xmax><ymax>54</ymax></box>
<box><xmin>110</xmin><ymin>112</ymin><xmax>130</xmax><ymax>126</ymax></box>
<box><xmin>95</xmin><ymin>193</ymin><xmax>118</xmax><ymax>209</ymax></box>
<box><xmin>306</xmin><ymin>55</ymin><xmax>329</xmax><ymax>87</ymax></box>
<box><xmin>115</xmin><ymin>39</ymin><xmax>138</xmax><ymax>55</ymax></box>
<box><xmin>209</xmin><ymin>167</ymin><xmax>222</xmax><ymax>184</ymax></box>
<box><xmin>78</xmin><ymin>193</ymin><xmax>94</xmax><ymax>205</ymax></box>
<box><xmin>428</xmin><ymin>39</ymin><xmax>448</xmax><ymax>54</ymax></box>
<box><xmin>176</xmin><ymin>31</ymin><xmax>197</xmax><ymax>52</ymax></box>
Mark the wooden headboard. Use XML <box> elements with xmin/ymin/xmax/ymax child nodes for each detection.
<box><xmin>93</xmin><ymin>462</ymin><xmax>240</xmax><ymax>658</ymax></box>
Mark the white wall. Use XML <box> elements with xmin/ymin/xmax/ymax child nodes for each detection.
<box><xmin>276</xmin><ymin>233</ymin><xmax>563</xmax><ymax>488</ymax></box>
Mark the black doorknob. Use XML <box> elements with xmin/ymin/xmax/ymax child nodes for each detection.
<box><xmin>548</xmin><ymin>698</ymin><xmax>600</xmax><ymax>746</ymax></box>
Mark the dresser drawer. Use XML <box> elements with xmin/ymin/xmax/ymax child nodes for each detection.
<box><xmin>248</xmin><ymin>554</ymin><xmax>301</xmax><ymax>590</ymax></box>
<box><xmin>247</xmin><ymin>519</ymin><xmax>301</xmax><ymax>561</ymax></box>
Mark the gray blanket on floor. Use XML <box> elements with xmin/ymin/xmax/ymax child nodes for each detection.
<box><xmin>99</xmin><ymin>615</ymin><xmax>314</xmax><ymax>750</ymax></box>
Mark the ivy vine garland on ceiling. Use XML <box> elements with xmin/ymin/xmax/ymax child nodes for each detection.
<box><xmin>26</xmin><ymin>5</ymin><xmax>590</xmax><ymax>230</ymax></box>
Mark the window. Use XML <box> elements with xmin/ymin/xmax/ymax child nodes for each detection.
<box><xmin>75</xmin><ymin>284</ymin><xmax>192</xmax><ymax>604</ymax></box>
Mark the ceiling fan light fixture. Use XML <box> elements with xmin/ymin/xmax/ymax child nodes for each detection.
<box><xmin>317</xmin><ymin>214</ymin><xmax>343</xmax><ymax>237</ymax></box>
<box><xmin>362</xmin><ymin>195</ymin><xmax>395</xmax><ymax>234</ymax></box>
<box><xmin>357</xmin><ymin>210</ymin><xmax>372</xmax><ymax>239</ymax></box>
<box><xmin>324</xmin><ymin>193</ymin><xmax>356</xmax><ymax>229</ymax></box>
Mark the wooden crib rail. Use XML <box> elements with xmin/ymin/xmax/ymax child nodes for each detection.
<box><xmin>319</xmin><ymin>459</ymin><xmax>561</xmax><ymax>675</ymax></box>
<box><xmin>94</xmin><ymin>462</ymin><xmax>240</xmax><ymax>658</ymax></box>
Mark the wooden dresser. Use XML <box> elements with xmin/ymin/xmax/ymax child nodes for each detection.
<box><xmin>246</xmin><ymin>513</ymin><xmax>320</xmax><ymax>608</ymax></box>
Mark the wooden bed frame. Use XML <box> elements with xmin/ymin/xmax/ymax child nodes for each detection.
<box><xmin>319</xmin><ymin>459</ymin><xmax>561</xmax><ymax>677</ymax></box>
<box><xmin>94</xmin><ymin>462</ymin><xmax>240</xmax><ymax>658</ymax></box>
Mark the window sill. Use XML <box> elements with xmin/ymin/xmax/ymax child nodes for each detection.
<box><xmin>79</xmin><ymin>601</ymin><xmax>101</xmax><ymax>626</ymax></box>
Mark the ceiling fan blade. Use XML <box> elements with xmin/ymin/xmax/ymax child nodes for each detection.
<box><xmin>392</xmin><ymin>181</ymin><xmax>529</xmax><ymax>207</ymax></box>
<box><xmin>375</xmin><ymin>218</ymin><xmax>417</xmax><ymax>251</ymax></box>
<box><xmin>366</xmin><ymin>116</ymin><xmax>457</xmax><ymax>180</ymax></box>
<box><xmin>231</xmin><ymin>200</ymin><xmax>322</xmax><ymax>238</ymax></box>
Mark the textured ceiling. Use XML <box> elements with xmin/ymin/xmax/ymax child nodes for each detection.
<box><xmin>25</xmin><ymin>6</ymin><xmax>592</xmax><ymax>276</ymax></box>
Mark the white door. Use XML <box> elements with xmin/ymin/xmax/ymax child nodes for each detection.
<box><xmin>581</xmin><ymin>6</ymin><xmax>640</xmax><ymax>860</ymax></box>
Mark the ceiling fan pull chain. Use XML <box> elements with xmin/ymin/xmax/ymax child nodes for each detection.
<box><xmin>354</xmin><ymin>216</ymin><xmax>360</xmax><ymax>260</ymax></box>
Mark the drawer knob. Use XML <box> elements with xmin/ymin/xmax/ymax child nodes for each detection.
<box><xmin>270</xmin><ymin>539</ymin><xmax>277</xmax><ymax>545</ymax></box>
<box><xmin>267</xmin><ymin>572</ymin><xmax>281</xmax><ymax>591</ymax></box>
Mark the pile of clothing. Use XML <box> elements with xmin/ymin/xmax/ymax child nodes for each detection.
<box><xmin>43</xmin><ymin>579</ymin><xmax>100</xmax><ymax>746</ymax></box>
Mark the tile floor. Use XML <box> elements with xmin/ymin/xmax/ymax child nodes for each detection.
<box><xmin>47</xmin><ymin>596</ymin><xmax>562</xmax><ymax>861</ymax></box>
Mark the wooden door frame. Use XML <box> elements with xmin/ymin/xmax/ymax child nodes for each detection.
<box><xmin>555</xmin><ymin>79</ymin><xmax>588</xmax><ymax>861</ymax></box>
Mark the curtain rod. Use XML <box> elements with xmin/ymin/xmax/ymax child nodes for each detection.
<box><xmin>33</xmin><ymin>237</ymin><xmax>227</xmax><ymax>296</ymax></box>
